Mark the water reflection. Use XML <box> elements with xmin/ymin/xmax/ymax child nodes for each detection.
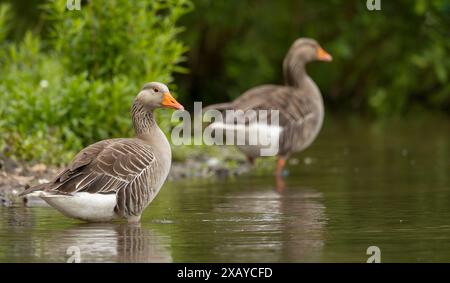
<box><xmin>38</xmin><ymin>223</ymin><xmax>172</xmax><ymax>262</ymax></box>
<box><xmin>0</xmin><ymin>209</ymin><xmax>172</xmax><ymax>263</ymax></box>
<box><xmin>209</xmin><ymin>182</ymin><xmax>327</xmax><ymax>262</ymax></box>
<box><xmin>276</xmin><ymin>175</ymin><xmax>286</xmax><ymax>192</ymax></box>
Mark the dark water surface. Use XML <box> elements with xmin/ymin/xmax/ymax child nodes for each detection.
<box><xmin>1</xmin><ymin>116</ymin><xmax>449</xmax><ymax>262</ymax></box>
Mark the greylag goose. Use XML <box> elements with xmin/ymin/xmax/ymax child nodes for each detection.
<box><xmin>204</xmin><ymin>38</ymin><xmax>332</xmax><ymax>177</ymax></box>
<box><xmin>20</xmin><ymin>82</ymin><xmax>184</xmax><ymax>223</ymax></box>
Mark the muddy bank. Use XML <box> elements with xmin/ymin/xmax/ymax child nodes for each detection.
<box><xmin>0</xmin><ymin>151</ymin><xmax>252</xmax><ymax>207</ymax></box>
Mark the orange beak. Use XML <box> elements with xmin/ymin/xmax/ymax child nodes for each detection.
<box><xmin>162</xmin><ymin>92</ymin><xmax>184</xmax><ymax>110</ymax></box>
<box><xmin>317</xmin><ymin>47</ymin><xmax>333</xmax><ymax>62</ymax></box>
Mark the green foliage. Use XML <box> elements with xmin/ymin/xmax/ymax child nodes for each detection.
<box><xmin>178</xmin><ymin>0</ymin><xmax>450</xmax><ymax>115</ymax></box>
<box><xmin>0</xmin><ymin>0</ymin><xmax>192</xmax><ymax>164</ymax></box>
<box><xmin>0</xmin><ymin>4</ymin><xmax>9</xmax><ymax>42</ymax></box>
<box><xmin>45</xmin><ymin>0</ymin><xmax>191</xmax><ymax>82</ymax></box>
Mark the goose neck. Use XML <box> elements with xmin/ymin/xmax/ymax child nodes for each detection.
<box><xmin>131</xmin><ymin>101</ymin><xmax>157</xmax><ymax>138</ymax></box>
<box><xmin>283</xmin><ymin>59</ymin><xmax>308</xmax><ymax>88</ymax></box>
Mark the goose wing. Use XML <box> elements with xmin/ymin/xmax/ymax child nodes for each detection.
<box><xmin>234</xmin><ymin>85</ymin><xmax>316</xmax><ymax>126</ymax></box>
<box><xmin>214</xmin><ymin>85</ymin><xmax>320</xmax><ymax>155</ymax></box>
<box><xmin>23</xmin><ymin>138</ymin><xmax>158</xmax><ymax>216</ymax></box>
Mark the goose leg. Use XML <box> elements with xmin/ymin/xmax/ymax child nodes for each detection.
<box><xmin>275</xmin><ymin>157</ymin><xmax>286</xmax><ymax>177</ymax></box>
<box><xmin>275</xmin><ymin>157</ymin><xmax>287</xmax><ymax>192</ymax></box>
<box><xmin>246</xmin><ymin>155</ymin><xmax>255</xmax><ymax>165</ymax></box>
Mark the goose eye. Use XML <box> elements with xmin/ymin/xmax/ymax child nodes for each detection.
<box><xmin>153</xmin><ymin>88</ymin><xmax>159</xmax><ymax>93</ymax></box>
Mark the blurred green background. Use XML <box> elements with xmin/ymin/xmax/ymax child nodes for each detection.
<box><xmin>0</xmin><ymin>0</ymin><xmax>449</xmax><ymax>164</ymax></box>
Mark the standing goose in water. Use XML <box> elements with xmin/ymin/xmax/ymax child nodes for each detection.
<box><xmin>20</xmin><ymin>82</ymin><xmax>184</xmax><ymax>223</ymax></box>
<box><xmin>204</xmin><ymin>38</ymin><xmax>332</xmax><ymax>178</ymax></box>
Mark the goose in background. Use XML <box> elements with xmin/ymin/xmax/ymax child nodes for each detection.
<box><xmin>204</xmin><ymin>38</ymin><xmax>332</xmax><ymax>180</ymax></box>
<box><xmin>20</xmin><ymin>82</ymin><xmax>184</xmax><ymax>223</ymax></box>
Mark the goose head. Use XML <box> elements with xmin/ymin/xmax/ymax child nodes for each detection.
<box><xmin>285</xmin><ymin>38</ymin><xmax>333</xmax><ymax>64</ymax></box>
<box><xmin>136</xmin><ymin>82</ymin><xmax>184</xmax><ymax>110</ymax></box>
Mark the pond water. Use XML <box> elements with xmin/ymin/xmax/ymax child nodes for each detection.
<box><xmin>1</xmin><ymin>115</ymin><xmax>449</xmax><ymax>262</ymax></box>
